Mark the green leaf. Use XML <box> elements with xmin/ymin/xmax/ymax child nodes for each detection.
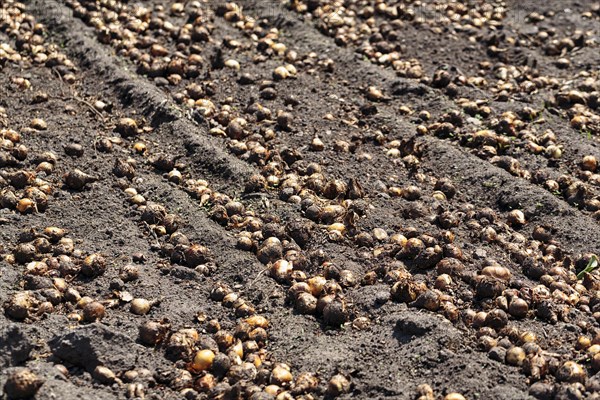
<box><xmin>577</xmin><ymin>255</ymin><xmax>599</xmax><ymax>280</ymax></box>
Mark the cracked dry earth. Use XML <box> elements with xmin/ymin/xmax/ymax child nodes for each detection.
<box><xmin>1</xmin><ymin>0</ymin><xmax>600</xmax><ymax>399</ymax></box>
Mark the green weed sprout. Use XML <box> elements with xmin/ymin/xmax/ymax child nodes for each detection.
<box><xmin>577</xmin><ymin>255</ymin><xmax>599</xmax><ymax>280</ymax></box>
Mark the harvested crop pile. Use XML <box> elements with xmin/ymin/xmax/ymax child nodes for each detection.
<box><xmin>1</xmin><ymin>0</ymin><xmax>600</xmax><ymax>399</ymax></box>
